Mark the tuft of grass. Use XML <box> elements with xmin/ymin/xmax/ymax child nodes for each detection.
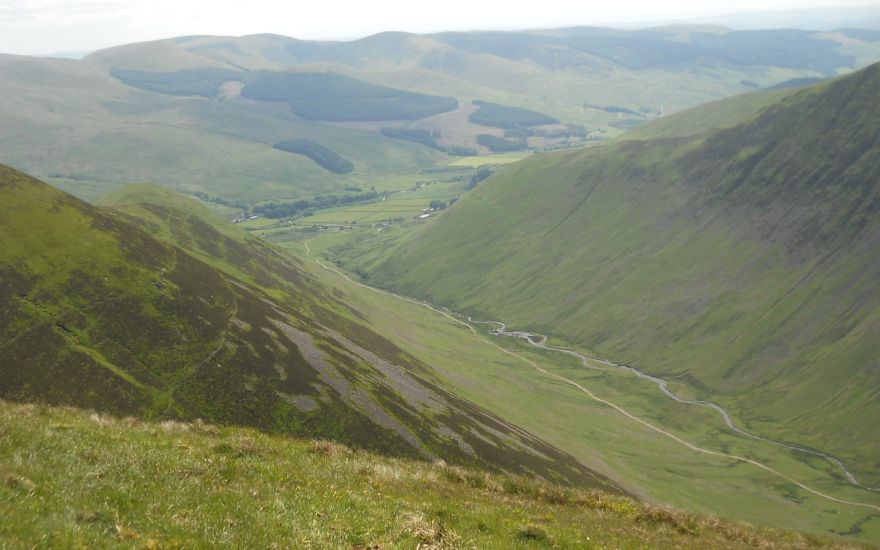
<box><xmin>637</xmin><ymin>508</ymin><xmax>699</xmax><ymax>536</ymax></box>
<box><xmin>516</xmin><ymin>523</ymin><xmax>549</xmax><ymax>543</ymax></box>
<box><xmin>402</xmin><ymin>512</ymin><xmax>464</xmax><ymax>549</ymax></box>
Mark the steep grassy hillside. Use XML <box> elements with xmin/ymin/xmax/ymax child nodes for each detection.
<box><xmin>342</xmin><ymin>64</ymin><xmax>880</xmax><ymax>484</ymax></box>
<box><xmin>617</xmin><ymin>86</ymin><xmax>796</xmax><ymax>141</ymax></box>
<box><xmin>3</xmin><ymin>401</ymin><xmax>861</xmax><ymax>549</ymax></box>
<box><xmin>0</xmin><ymin>165</ymin><xmax>623</xmax><ymax>490</ymax></box>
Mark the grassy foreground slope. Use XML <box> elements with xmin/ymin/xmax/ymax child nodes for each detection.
<box><xmin>0</xmin><ymin>165</ymin><xmax>622</xmax><ymax>490</ymax></box>
<box><xmin>0</xmin><ymin>400</ymin><xmax>866</xmax><ymax>549</ymax></box>
<box><xmin>349</xmin><ymin>63</ymin><xmax>880</xmax><ymax>483</ymax></box>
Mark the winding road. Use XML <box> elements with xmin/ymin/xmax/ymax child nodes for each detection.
<box><xmin>302</xmin><ymin>239</ymin><xmax>880</xmax><ymax>513</ymax></box>
<box><xmin>475</xmin><ymin>320</ymin><xmax>880</xmax><ymax>494</ymax></box>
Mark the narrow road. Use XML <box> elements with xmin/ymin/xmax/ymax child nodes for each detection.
<box><xmin>302</xmin><ymin>239</ymin><xmax>880</xmax><ymax>513</ymax></box>
<box><xmin>476</xmin><ymin>320</ymin><xmax>880</xmax><ymax>494</ymax></box>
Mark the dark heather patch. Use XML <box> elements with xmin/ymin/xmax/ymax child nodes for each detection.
<box><xmin>312</xmin><ymin>305</ymin><xmax>433</xmax><ymax>377</ymax></box>
<box><xmin>0</xmin><ymin>322</ymin><xmax>151</xmax><ymax>415</ymax></box>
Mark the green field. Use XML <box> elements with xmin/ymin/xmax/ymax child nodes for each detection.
<box><xmin>617</xmin><ymin>86</ymin><xmax>798</xmax><ymax>141</ymax></box>
<box><xmin>299</xmin><ymin>183</ymin><xmax>465</xmax><ymax>224</ymax></box>
<box><xmin>449</xmin><ymin>153</ymin><xmax>531</xmax><ymax>166</ymax></box>
<box><xmin>299</xmin><ymin>198</ymin><xmax>435</xmax><ymax>224</ymax></box>
<box><xmin>6</xmin><ymin>164</ymin><xmax>878</xmax><ymax>543</ymax></box>
<box><xmin>246</xmin><ymin>169</ymin><xmax>474</xmax><ymax>235</ymax></box>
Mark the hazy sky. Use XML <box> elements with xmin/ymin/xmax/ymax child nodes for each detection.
<box><xmin>1</xmin><ymin>0</ymin><xmax>879</xmax><ymax>55</ymax></box>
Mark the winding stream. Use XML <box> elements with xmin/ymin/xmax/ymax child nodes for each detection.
<box><xmin>473</xmin><ymin>319</ymin><xmax>879</xmax><ymax>493</ymax></box>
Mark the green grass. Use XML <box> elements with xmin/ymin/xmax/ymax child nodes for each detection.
<box><xmin>295</xmin><ymin>198</ymin><xmax>432</xmax><ymax>224</ymax></box>
<box><xmin>617</xmin><ymin>86</ymin><xmax>797</xmax><ymax>141</ymax></box>
<box><xmin>0</xmin><ymin>400</ymin><xmax>865</xmax><ymax>549</ymax></box>
<box><xmin>449</xmin><ymin>153</ymin><xmax>530</xmax><ymax>166</ymax></box>
<box><xmin>5</xmin><ymin>32</ymin><xmax>880</xmax><ymax>547</ymax></box>
<box><xmin>243</xmin><ymin>169</ymin><xmax>473</xmax><ymax>231</ymax></box>
<box><xmin>294</xmin><ymin>182</ymin><xmax>468</xmax><ymax>225</ymax></box>
<box><xmin>9</xmin><ymin>166</ymin><xmax>879</xmax><ymax>542</ymax></box>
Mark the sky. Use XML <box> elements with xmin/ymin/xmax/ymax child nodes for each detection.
<box><xmin>1</xmin><ymin>0</ymin><xmax>879</xmax><ymax>55</ymax></box>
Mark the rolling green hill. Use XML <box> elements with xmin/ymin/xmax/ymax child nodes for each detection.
<box><xmin>80</xmin><ymin>26</ymin><xmax>880</xmax><ymax>149</ymax></box>
<box><xmin>434</xmin><ymin>27</ymin><xmax>855</xmax><ymax>72</ymax></box>
<box><xmin>0</xmin><ymin>164</ymin><xmax>624</xmax><ymax>490</ymax></box>
<box><xmin>339</xmin><ymin>63</ymin><xmax>880</xmax><ymax>486</ymax></box>
<box><xmin>0</xmin><ymin>54</ymin><xmax>448</xmax><ymax>204</ymax></box>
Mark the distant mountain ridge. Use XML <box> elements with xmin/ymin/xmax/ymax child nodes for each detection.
<box><xmin>87</xmin><ymin>26</ymin><xmax>874</xmax><ymax>74</ymax></box>
<box><xmin>687</xmin><ymin>5</ymin><xmax>880</xmax><ymax>32</ymax></box>
<box><xmin>4</xmin><ymin>23</ymin><xmax>880</xmax><ymax>205</ymax></box>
